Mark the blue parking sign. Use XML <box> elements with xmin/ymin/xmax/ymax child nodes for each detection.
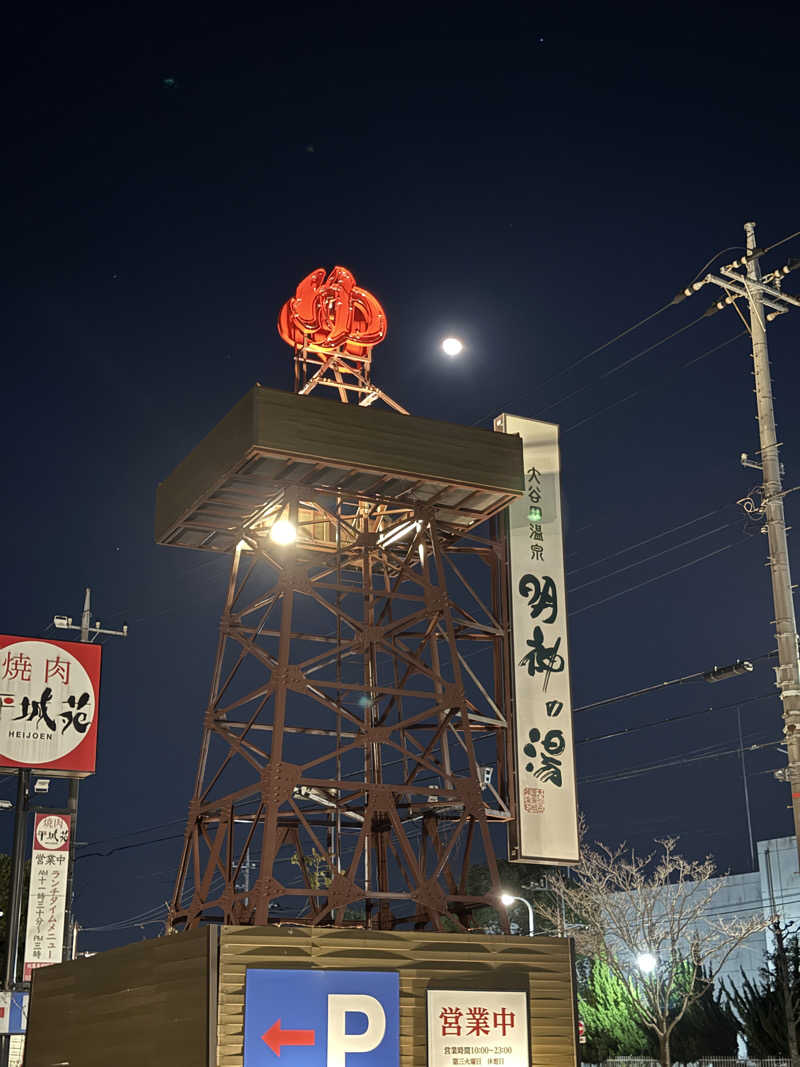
<box><xmin>244</xmin><ymin>969</ymin><xmax>399</xmax><ymax>1067</ymax></box>
<box><xmin>0</xmin><ymin>992</ymin><xmax>27</xmax><ymax>1036</ymax></box>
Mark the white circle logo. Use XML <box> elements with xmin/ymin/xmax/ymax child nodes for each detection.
<box><xmin>0</xmin><ymin>641</ymin><xmax>94</xmax><ymax>766</ymax></box>
<box><xmin>35</xmin><ymin>814</ymin><xmax>70</xmax><ymax>850</ymax></box>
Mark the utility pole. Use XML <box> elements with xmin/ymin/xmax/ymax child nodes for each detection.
<box><xmin>52</xmin><ymin>588</ymin><xmax>127</xmax><ymax>960</ymax></box>
<box><xmin>682</xmin><ymin>222</ymin><xmax>800</xmax><ymax>869</ymax></box>
<box><xmin>4</xmin><ymin>771</ymin><xmax>29</xmax><ymax>990</ymax></box>
<box><xmin>0</xmin><ymin>773</ymin><xmax>30</xmax><ymax>1067</ymax></box>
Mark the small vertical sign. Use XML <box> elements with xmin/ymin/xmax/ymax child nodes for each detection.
<box><xmin>23</xmin><ymin>813</ymin><xmax>71</xmax><ymax>981</ymax></box>
<box><xmin>427</xmin><ymin>988</ymin><xmax>530</xmax><ymax>1067</ymax></box>
<box><xmin>495</xmin><ymin>413</ymin><xmax>579</xmax><ymax>864</ymax></box>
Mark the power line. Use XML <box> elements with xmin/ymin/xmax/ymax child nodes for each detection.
<box><xmin>534</xmin><ymin>313</ymin><xmax>708</xmax><ymax>420</ymax></box>
<box><xmin>100</xmin><ymin>554</ymin><xmax>229</xmax><ymax>626</ymax></box>
<box><xmin>563</xmin><ymin>330</ymin><xmax>747</xmax><ymax>434</ymax></box>
<box><xmin>75</xmin><ymin>832</ymin><xmax>185</xmax><ymax>863</ymax></box>
<box><xmin>576</xmin><ymin>691</ymin><xmax>774</xmax><ymax>744</ymax></box>
<box><xmin>77</xmin><ymin>817</ymin><xmax>186</xmax><ymax>851</ymax></box>
<box><xmin>571</xmin><ymin>538</ymin><xmax>752</xmax><ymax>617</ymax></box>
<box><xmin>566</xmin><ymin>504</ymin><xmax>733</xmax><ymax>578</ymax></box>
<box><xmin>598</xmin><ymin>313</ymin><xmax>708</xmax><ymax>382</ymax></box>
<box><xmin>569</xmin><ymin>521</ymin><xmax>737</xmax><ymax>594</ymax></box>
<box><xmin>471</xmin><ymin>298</ymin><xmax>678</xmax><ymax>427</ymax></box>
<box><xmin>763</xmin><ymin>228</ymin><xmax>800</xmax><ymax>255</ymax></box>
<box><xmin>81</xmin><ymin>874</ymin><xmax>225</xmax><ymax>932</ymax></box>
<box><xmin>581</xmin><ymin>737</ymin><xmax>780</xmax><ymax>788</ymax></box>
<box><xmin>574</xmin><ymin>659</ymin><xmax>774</xmax><ymax>715</ymax></box>
<box><xmin>690</xmin><ymin>247</ymin><xmax>744</xmax><ymax>284</ymax></box>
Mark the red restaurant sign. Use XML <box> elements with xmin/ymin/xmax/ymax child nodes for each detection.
<box><xmin>0</xmin><ymin>635</ymin><xmax>101</xmax><ymax>776</ymax></box>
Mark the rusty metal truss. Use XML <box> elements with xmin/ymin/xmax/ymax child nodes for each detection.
<box><xmin>169</xmin><ymin>479</ymin><xmax>516</xmax><ymax>931</ymax></box>
<box><xmin>293</xmin><ymin>340</ymin><xmax>409</xmax><ymax>413</ymax></box>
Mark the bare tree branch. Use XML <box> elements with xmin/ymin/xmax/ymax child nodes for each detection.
<box><xmin>540</xmin><ymin>833</ymin><xmax>769</xmax><ymax>1067</ymax></box>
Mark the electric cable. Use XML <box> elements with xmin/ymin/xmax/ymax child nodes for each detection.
<box><xmin>569</xmin><ymin>521</ymin><xmax>737</xmax><ymax>594</ymax></box>
<box><xmin>100</xmin><ymin>553</ymin><xmax>230</xmax><ymax>626</ymax></box>
<box><xmin>763</xmin><ymin>228</ymin><xmax>800</xmax><ymax>255</ymax></box>
<box><xmin>566</xmin><ymin>504</ymin><xmax>734</xmax><ymax>578</ymax></box>
<box><xmin>577</xmin><ymin>692</ymin><xmax>774</xmax><ymax>742</ymax></box>
<box><xmin>690</xmin><ymin>247</ymin><xmax>744</xmax><ymax>284</ymax></box>
<box><xmin>564</xmin><ymin>330</ymin><xmax>748</xmax><ymax>433</ymax></box>
<box><xmin>77</xmin><ymin>817</ymin><xmax>186</xmax><ymax>851</ymax></box>
<box><xmin>574</xmin><ymin>661</ymin><xmax>774</xmax><ymax>715</ymax></box>
<box><xmin>534</xmin><ymin>313</ymin><xmax>708</xmax><ymax>420</ymax></box>
<box><xmin>581</xmin><ymin>737</ymin><xmax>780</xmax><ymax>788</ymax></box>
<box><xmin>75</xmin><ymin>831</ymin><xmax>186</xmax><ymax>862</ymax></box>
<box><xmin>571</xmin><ymin>538</ymin><xmax>751</xmax><ymax>617</ymax></box>
<box><xmin>471</xmin><ymin>298</ymin><xmax>678</xmax><ymax>427</ymax></box>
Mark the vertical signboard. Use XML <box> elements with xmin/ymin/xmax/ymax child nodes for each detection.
<box><xmin>427</xmin><ymin>988</ymin><xmax>529</xmax><ymax>1067</ymax></box>
<box><xmin>494</xmin><ymin>413</ymin><xmax>579</xmax><ymax>864</ymax></box>
<box><xmin>23</xmin><ymin>813</ymin><xmax>71</xmax><ymax>981</ymax></box>
<box><xmin>0</xmin><ymin>636</ymin><xmax>101</xmax><ymax>776</ymax></box>
<box><xmin>8</xmin><ymin>1037</ymin><xmax>24</xmax><ymax>1067</ymax></box>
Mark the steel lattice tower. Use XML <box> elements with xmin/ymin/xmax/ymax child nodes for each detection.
<box><xmin>158</xmin><ymin>287</ymin><xmax>523</xmax><ymax>932</ymax></box>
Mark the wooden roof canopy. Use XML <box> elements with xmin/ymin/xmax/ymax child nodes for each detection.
<box><xmin>155</xmin><ymin>386</ymin><xmax>524</xmax><ymax>553</ymax></box>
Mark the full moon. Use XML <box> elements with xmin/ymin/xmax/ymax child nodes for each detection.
<box><xmin>441</xmin><ymin>337</ymin><xmax>464</xmax><ymax>356</ymax></box>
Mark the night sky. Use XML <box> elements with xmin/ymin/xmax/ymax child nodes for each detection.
<box><xmin>5</xmin><ymin>3</ymin><xmax>800</xmax><ymax>949</ymax></box>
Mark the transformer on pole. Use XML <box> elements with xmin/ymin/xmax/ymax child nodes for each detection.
<box><xmin>159</xmin><ymin>269</ymin><xmax>524</xmax><ymax>930</ymax></box>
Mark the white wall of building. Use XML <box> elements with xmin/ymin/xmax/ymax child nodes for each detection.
<box><xmin>623</xmin><ymin>835</ymin><xmax>800</xmax><ymax>990</ymax></box>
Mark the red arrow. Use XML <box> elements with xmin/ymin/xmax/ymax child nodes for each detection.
<box><xmin>262</xmin><ymin>1019</ymin><xmax>316</xmax><ymax>1057</ymax></box>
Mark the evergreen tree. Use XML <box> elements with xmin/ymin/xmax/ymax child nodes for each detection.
<box><xmin>726</xmin><ymin>926</ymin><xmax>800</xmax><ymax>1059</ymax></box>
<box><xmin>578</xmin><ymin>957</ymin><xmax>649</xmax><ymax>1062</ymax></box>
<box><xmin>0</xmin><ymin>853</ymin><xmax>28</xmax><ymax>980</ymax></box>
<box><xmin>465</xmin><ymin>861</ymin><xmax>555</xmax><ymax>934</ymax></box>
<box><xmin>670</xmin><ymin>964</ymin><xmax>739</xmax><ymax>1061</ymax></box>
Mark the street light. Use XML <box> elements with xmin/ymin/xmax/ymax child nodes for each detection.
<box><xmin>500</xmin><ymin>892</ymin><xmax>535</xmax><ymax>936</ymax></box>
<box><xmin>636</xmin><ymin>951</ymin><xmax>657</xmax><ymax>975</ymax></box>
<box><xmin>441</xmin><ymin>337</ymin><xmax>463</xmax><ymax>357</ymax></box>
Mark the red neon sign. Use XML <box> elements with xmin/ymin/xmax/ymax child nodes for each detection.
<box><xmin>277</xmin><ymin>266</ymin><xmax>387</xmax><ymax>358</ymax></box>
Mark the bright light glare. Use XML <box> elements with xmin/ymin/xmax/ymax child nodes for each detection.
<box><xmin>270</xmin><ymin>518</ymin><xmax>297</xmax><ymax>545</ymax></box>
<box><xmin>441</xmin><ymin>337</ymin><xmax>463</xmax><ymax>357</ymax></box>
<box><xmin>636</xmin><ymin>952</ymin><xmax>657</xmax><ymax>974</ymax></box>
<box><xmin>500</xmin><ymin>893</ymin><xmax>516</xmax><ymax>907</ymax></box>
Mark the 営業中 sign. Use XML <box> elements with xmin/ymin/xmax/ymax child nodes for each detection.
<box><xmin>0</xmin><ymin>636</ymin><xmax>101</xmax><ymax>775</ymax></box>
<box><xmin>427</xmin><ymin>988</ymin><xmax>530</xmax><ymax>1067</ymax></box>
<box><xmin>494</xmin><ymin>414</ymin><xmax>579</xmax><ymax>865</ymax></box>
<box><xmin>244</xmin><ymin>969</ymin><xmax>399</xmax><ymax>1066</ymax></box>
<box><xmin>23</xmin><ymin>813</ymin><xmax>71</xmax><ymax>981</ymax></box>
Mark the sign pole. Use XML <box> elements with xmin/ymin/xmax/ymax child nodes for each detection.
<box><xmin>50</xmin><ymin>587</ymin><xmax>127</xmax><ymax>960</ymax></box>
<box><xmin>1</xmin><ymin>769</ymin><xmax>30</xmax><ymax>1067</ymax></box>
<box><xmin>4</xmin><ymin>771</ymin><xmax>29</xmax><ymax>991</ymax></box>
<box><xmin>60</xmin><ymin>590</ymin><xmax>89</xmax><ymax>962</ymax></box>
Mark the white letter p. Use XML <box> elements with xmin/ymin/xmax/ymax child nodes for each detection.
<box><xmin>327</xmin><ymin>994</ymin><xmax>386</xmax><ymax>1066</ymax></box>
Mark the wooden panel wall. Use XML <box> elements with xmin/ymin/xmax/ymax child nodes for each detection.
<box><xmin>155</xmin><ymin>386</ymin><xmax>523</xmax><ymax>545</ymax></box>
<box><xmin>24</xmin><ymin>926</ymin><xmax>213</xmax><ymax>1067</ymax></box>
<box><xmin>217</xmin><ymin>926</ymin><xmax>577</xmax><ymax>1067</ymax></box>
<box><xmin>249</xmin><ymin>387</ymin><xmax>524</xmax><ymax>494</ymax></box>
